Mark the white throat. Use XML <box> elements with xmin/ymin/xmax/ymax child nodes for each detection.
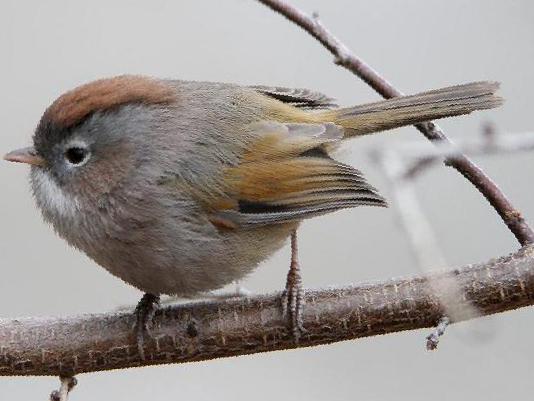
<box><xmin>30</xmin><ymin>168</ymin><xmax>80</xmax><ymax>220</ymax></box>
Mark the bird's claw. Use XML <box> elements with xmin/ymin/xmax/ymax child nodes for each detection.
<box><xmin>133</xmin><ymin>293</ymin><xmax>160</xmax><ymax>360</ymax></box>
<box><xmin>281</xmin><ymin>260</ymin><xmax>306</xmax><ymax>342</ymax></box>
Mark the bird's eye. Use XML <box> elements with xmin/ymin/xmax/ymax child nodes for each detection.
<box><xmin>64</xmin><ymin>147</ymin><xmax>89</xmax><ymax>166</ymax></box>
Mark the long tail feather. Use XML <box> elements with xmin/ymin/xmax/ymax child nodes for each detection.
<box><xmin>317</xmin><ymin>81</ymin><xmax>503</xmax><ymax>137</ymax></box>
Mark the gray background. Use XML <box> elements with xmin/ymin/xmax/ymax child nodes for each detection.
<box><xmin>1</xmin><ymin>0</ymin><xmax>533</xmax><ymax>400</ymax></box>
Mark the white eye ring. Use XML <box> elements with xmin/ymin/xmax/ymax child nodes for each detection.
<box><xmin>64</xmin><ymin>143</ymin><xmax>91</xmax><ymax>167</ymax></box>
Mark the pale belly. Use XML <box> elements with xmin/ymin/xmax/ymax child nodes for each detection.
<box><xmin>84</xmin><ymin>222</ymin><xmax>298</xmax><ymax>296</ymax></box>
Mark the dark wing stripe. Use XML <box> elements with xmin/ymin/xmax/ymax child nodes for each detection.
<box><xmin>264</xmin><ymin>191</ymin><xmax>386</xmax><ymax>207</ymax></box>
<box><xmin>218</xmin><ymin>199</ymin><xmax>386</xmax><ymax>226</ymax></box>
<box><xmin>258</xmin><ymin>186</ymin><xmax>380</xmax><ymax>202</ymax></box>
<box><xmin>250</xmin><ymin>85</ymin><xmax>338</xmax><ymax>110</ymax></box>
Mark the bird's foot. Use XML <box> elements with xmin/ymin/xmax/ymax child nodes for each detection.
<box><xmin>281</xmin><ymin>268</ymin><xmax>305</xmax><ymax>341</ymax></box>
<box><xmin>133</xmin><ymin>293</ymin><xmax>160</xmax><ymax>360</ymax></box>
<box><xmin>281</xmin><ymin>231</ymin><xmax>305</xmax><ymax>341</ymax></box>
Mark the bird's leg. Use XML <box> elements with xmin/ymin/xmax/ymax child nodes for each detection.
<box><xmin>281</xmin><ymin>230</ymin><xmax>305</xmax><ymax>341</ymax></box>
<box><xmin>134</xmin><ymin>292</ymin><xmax>160</xmax><ymax>360</ymax></box>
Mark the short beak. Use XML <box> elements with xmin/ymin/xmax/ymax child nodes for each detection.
<box><xmin>3</xmin><ymin>147</ymin><xmax>46</xmax><ymax>167</ymax></box>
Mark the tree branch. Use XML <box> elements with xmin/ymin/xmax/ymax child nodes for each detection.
<box><xmin>1</xmin><ymin>245</ymin><xmax>533</xmax><ymax>377</ymax></box>
<box><xmin>256</xmin><ymin>0</ymin><xmax>534</xmax><ymax>246</ymax></box>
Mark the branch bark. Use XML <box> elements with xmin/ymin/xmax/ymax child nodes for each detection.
<box><xmin>1</xmin><ymin>245</ymin><xmax>533</xmax><ymax>377</ymax></box>
<box><xmin>257</xmin><ymin>0</ymin><xmax>534</xmax><ymax>246</ymax></box>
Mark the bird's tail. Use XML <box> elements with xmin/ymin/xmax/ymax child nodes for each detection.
<box><xmin>316</xmin><ymin>82</ymin><xmax>503</xmax><ymax>138</ymax></box>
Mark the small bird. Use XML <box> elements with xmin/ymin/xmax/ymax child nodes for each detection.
<box><xmin>4</xmin><ymin>76</ymin><xmax>502</xmax><ymax>355</ymax></box>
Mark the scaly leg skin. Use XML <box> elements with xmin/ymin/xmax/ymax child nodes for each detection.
<box><xmin>134</xmin><ymin>293</ymin><xmax>160</xmax><ymax>361</ymax></box>
<box><xmin>281</xmin><ymin>230</ymin><xmax>305</xmax><ymax>341</ymax></box>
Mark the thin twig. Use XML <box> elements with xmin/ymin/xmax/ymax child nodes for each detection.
<box><xmin>49</xmin><ymin>376</ymin><xmax>77</xmax><ymax>401</ymax></box>
<box><xmin>426</xmin><ymin>316</ymin><xmax>450</xmax><ymax>351</ymax></box>
<box><xmin>389</xmin><ymin>132</ymin><xmax>534</xmax><ymax>180</ymax></box>
<box><xmin>1</xmin><ymin>245</ymin><xmax>533</xmax><ymax>376</ymax></box>
<box><xmin>256</xmin><ymin>0</ymin><xmax>534</xmax><ymax>246</ymax></box>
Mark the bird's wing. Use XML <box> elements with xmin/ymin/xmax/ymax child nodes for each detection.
<box><xmin>249</xmin><ymin>85</ymin><xmax>338</xmax><ymax>110</ymax></box>
<box><xmin>208</xmin><ymin>121</ymin><xmax>386</xmax><ymax>228</ymax></box>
